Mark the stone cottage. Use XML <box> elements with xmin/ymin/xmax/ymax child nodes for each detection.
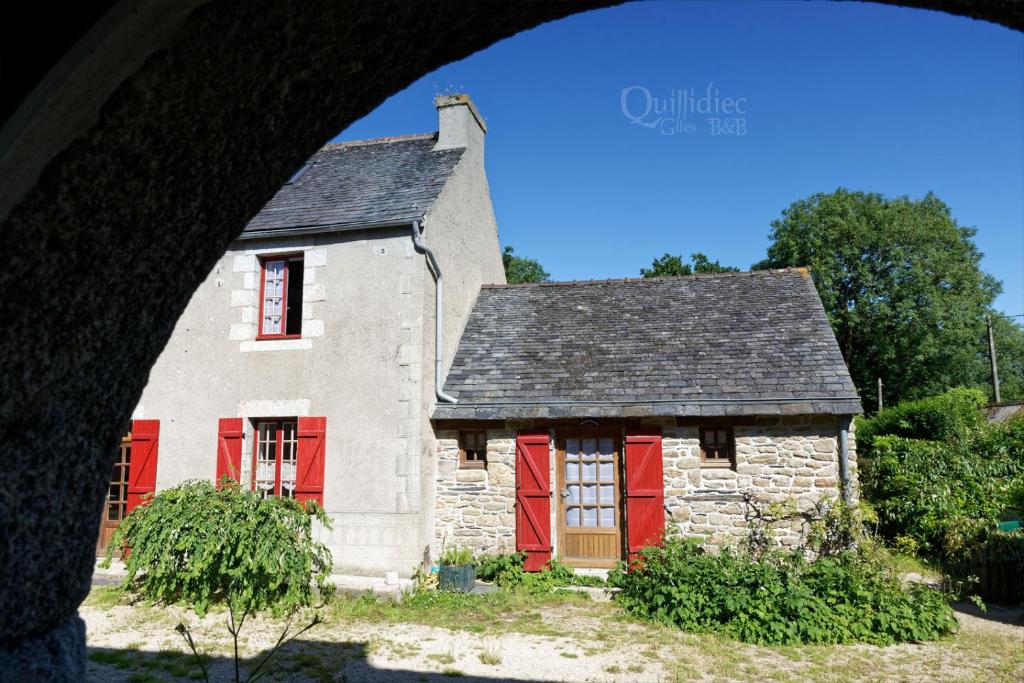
<box><xmin>431</xmin><ymin>272</ymin><xmax>862</xmax><ymax>569</ymax></box>
<box><xmin>109</xmin><ymin>94</ymin><xmax>862</xmax><ymax>576</ymax></box>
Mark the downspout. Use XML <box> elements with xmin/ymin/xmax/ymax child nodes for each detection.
<box><xmin>838</xmin><ymin>415</ymin><xmax>852</xmax><ymax>504</ymax></box>
<box><xmin>411</xmin><ymin>219</ymin><xmax>458</xmax><ymax>404</ymax></box>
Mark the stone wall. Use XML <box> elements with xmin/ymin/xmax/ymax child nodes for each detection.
<box><xmin>432</xmin><ymin>418</ymin><xmax>857</xmax><ymax>558</ymax></box>
<box><xmin>433</xmin><ymin>431</ymin><xmax>517</xmax><ymax>556</ymax></box>
<box><xmin>664</xmin><ymin>416</ymin><xmax>856</xmax><ymax>548</ymax></box>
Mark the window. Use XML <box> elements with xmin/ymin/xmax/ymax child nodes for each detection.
<box><xmin>459</xmin><ymin>430</ymin><xmax>487</xmax><ymax>469</ymax></box>
<box><xmin>258</xmin><ymin>255</ymin><xmax>304</xmax><ymax>338</ymax></box>
<box><xmin>253</xmin><ymin>420</ymin><xmax>298</xmax><ymax>498</ymax></box>
<box><xmin>700</xmin><ymin>427</ymin><xmax>734</xmax><ymax>467</ymax></box>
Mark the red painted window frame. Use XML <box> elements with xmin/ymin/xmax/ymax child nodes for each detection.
<box><xmin>251</xmin><ymin>418</ymin><xmax>299</xmax><ymax>498</ymax></box>
<box><xmin>256</xmin><ymin>253</ymin><xmax>303</xmax><ymax>341</ymax></box>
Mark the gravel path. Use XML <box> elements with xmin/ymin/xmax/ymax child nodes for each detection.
<box><xmin>81</xmin><ymin>599</ymin><xmax>1024</xmax><ymax>682</ymax></box>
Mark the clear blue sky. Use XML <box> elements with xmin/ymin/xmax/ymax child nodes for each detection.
<box><xmin>334</xmin><ymin>1</ymin><xmax>1024</xmax><ymax>316</ymax></box>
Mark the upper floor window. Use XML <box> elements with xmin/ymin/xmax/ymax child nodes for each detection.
<box><xmin>700</xmin><ymin>427</ymin><xmax>735</xmax><ymax>468</ymax></box>
<box><xmin>258</xmin><ymin>254</ymin><xmax>304</xmax><ymax>339</ymax></box>
<box><xmin>254</xmin><ymin>419</ymin><xmax>298</xmax><ymax>498</ymax></box>
<box><xmin>459</xmin><ymin>430</ymin><xmax>487</xmax><ymax>469</ymax></box>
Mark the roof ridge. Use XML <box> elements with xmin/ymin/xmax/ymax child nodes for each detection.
<box><xmin>483</xmin><ymin>267</ymin><xmax>811</xmax><ymax>289</ymax></box>
<box><xmin>320</xmin><ymin>132</ymin><xmax>438</xmax><ymax>151</ymax></box>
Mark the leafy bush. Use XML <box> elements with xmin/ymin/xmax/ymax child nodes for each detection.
<box><xmin>945</xmin><ymin>528</ymin><xmax>1024</xmax><ymax>605</ymax></box>
<box><xmin>105</xmin><ymin>480</ymin><xmax>333</xmax><ymax>617</ymax></box>
<box><xmin>609</xmin><ymin>537</ymin><xmax>957</xmax><ymax>646</ymax></box>
<box><xmin>862</xmin><ymin>421</ymin><xmax>1023</xmax><ymax>558</ymax></box>
<box><xmin>856</xmin><ymin>387</ymin><xmax>987</xmax><ymax>457</ymax></box>
<box><xmin>475</xmin><ymin>551</ymin><xmax>528</xmax><ymax>583</ymax></box>
<box><xmin>474</xmin><ymin>553</ymin><xmax>605</xmax><ymax>592</ymax></box>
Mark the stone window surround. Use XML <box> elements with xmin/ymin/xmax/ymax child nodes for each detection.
<box><xmin>230</xmin><ymin>242</ymin><xmax>326</xmax><ymax>351</ymax></box>
<box><xmin>235</xmin><ymin>399</ymin><xmax>312</xmax><ymax>489</ymax></box>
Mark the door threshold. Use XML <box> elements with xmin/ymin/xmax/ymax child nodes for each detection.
<box><xmin>561</xmin><ymin>558</ymin><xmax>620</xmax><ymax>570</ymax></box>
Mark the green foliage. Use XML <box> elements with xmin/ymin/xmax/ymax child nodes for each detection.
<box><xmin>742</xmin><ymin>496</ymin><xmax>868</xmax><ymax>560</ymax></box>
<box><xmin>640</xmin><ymin>251</ymin><xmax>739</xmax><ymax>278</ymax></box>
<box><xmin>1009</xmin><ymin>477</ymin><xmax>1024</xmax><ymax>515</ymax></box>
<box><xmin>438</xmin><ymin>546</ymin><xmax>474</xmax><ymax>567</ymax></box>
<box><xmin>474</xmin><ymin>553</ymin><xmax>605</xmax><ymax>592</ymax></box>
<box><xmin>474</xmin><ymin>551</ymin><xmax>527</xmax><ymax>583</ymax></box>
<box><xmin>861</xmin><ymin>418</ymin><xmax>1024</xmax><ymax>559</ymax></box>
<box><xmin>945</xmin><ymin>529</ymin><xmax>1024</xmax><ymax>605</ymax></box>
<box><xmin>856</xmin><ymin>387</ymin><xmax>988</xmax><ymax>457</ymax></box>
<box><xmin>988</xmin><ymin>315</ymin><xmax>1024</xmax><ymax>402</ymax></box>
<box><xmin>608</xmin><ymin>537</ymin><xmax>957</xmax><ymax>646</ymax></box>
<box><xmin>754</xmin><ymin>189</ymin><xmax>1005</xmax><ymax>406</ymax></box>
<box><xmin>105</xmin><ymin>480</ymin><xmax>333</xmax><ymax>617</ymax></box>
<box><xmin>502</xmin><ymin>245</ymin><xmax>550</xmax><ymax>284</ymax></box>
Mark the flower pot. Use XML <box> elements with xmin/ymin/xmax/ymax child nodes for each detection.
<box><xmin>438</xmin><ymin>563</ymin><xmax>475</xmax><ymax>593</ymax></box>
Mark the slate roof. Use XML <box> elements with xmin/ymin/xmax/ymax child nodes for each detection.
<box><xmin>433</xmin><ymin>269</ymin><xmax>863</xmax><ymax>420</ymax></box>
<box><xmin>241</xmin><ymin>134</ymin><xmax>464</xmax><ymax>238</ymax></box>
<box><xmin>985</xmin><ymin>401</ymin><xmax>1024</xmax><ymax>424</ymax></box>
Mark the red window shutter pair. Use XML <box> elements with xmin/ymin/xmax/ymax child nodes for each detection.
<box><xmin>513</xmin><ymin>428</ymin><xmax>665</xmax><ymax>571</ymax></box>
<box><xmin>216</xmin><ymin>416</ymin><xmax>326</xmax><ymax>505</ymax></box>
<box><xmin>126</xmin><ymin>419</ymin><xmax>160</xmax><ymax>515</ymax></box>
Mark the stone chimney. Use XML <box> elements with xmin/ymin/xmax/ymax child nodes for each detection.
<box><xmin>433</xmin><ymin>94</ymin><xmax>487</xmax><ymax>152</ymax></box>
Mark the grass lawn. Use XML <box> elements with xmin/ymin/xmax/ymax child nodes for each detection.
<box><xmin>82</xmin><ymin>586</ymin><xmax>1024</xmax><ymax>682</ymax></box>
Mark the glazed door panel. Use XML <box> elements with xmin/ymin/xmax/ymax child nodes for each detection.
<box><xmin>96</xmin><ymin>434</ymin><xmax>131</xmax><ymax>556</ymax></box>
<box><xmin>557</xmin><ymin>432</ymin><xmax>623</xmax><ymax>568</ymax></box>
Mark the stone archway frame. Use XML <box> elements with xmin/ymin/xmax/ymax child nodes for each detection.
<box><xmin>0</xmin><ymin>0</ymin><xmax>1019</xmax><ymax>678</ymax></box>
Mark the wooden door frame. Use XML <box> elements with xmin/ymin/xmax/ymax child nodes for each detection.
<box><xmin>555</xmin><ymin>428</ymin><xmax>625</xmax><ymax>568</ymax></box>
<box><xmin>96</xmin><ymin>431</ymin><xmax>132</xmax><ymax>557</ymax></box>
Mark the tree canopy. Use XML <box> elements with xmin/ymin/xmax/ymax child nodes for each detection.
<box><xmin>753</xmin><ymin>188</ymin><xmax>1010</xmax><ymax>406</ymax></box>
<box><xmin>502</xmin><ymin>245</ymin><xmax>550</xmax><ymax>284</ymax></box>
<box><xmin>641</xmin><ymin>252</ymin><xmax>739</xmax><ymax>278</ymax></box>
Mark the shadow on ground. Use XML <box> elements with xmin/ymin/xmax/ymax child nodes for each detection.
<box><xmin>954</xmin><ymin>601</ymin><xmax>1024</xmax><ymax>627</ymax></box>
<box><xmin>87</xmin><ymin>638</ymin><xmax>551</xmax><ymax>682</ymax></box>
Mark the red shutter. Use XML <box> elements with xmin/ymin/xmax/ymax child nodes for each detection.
<box><xmin>295</xmin><ymin>416</ymin><xmax>326</xmax><ymax>506</ymax></box>
<box><xmin>126</xmin><ymin>419</ymin><xmax>160</xmax><ymax>514</ymax></box>
<box><xmin>515</xmin><ymin>431</ymin><xmax>552</xmax><ymax>572</ymax></box>
<box><xmin>625</xmin><ymin>428</ymin><xmax>665</xmax><ymax>562</ymax></box>
<box><xmin>216</xmin><ymin>418</ymin><xmax>243</xmax><ymax>485</ymax></box>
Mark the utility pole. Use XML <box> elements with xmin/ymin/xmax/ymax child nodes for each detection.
<box><xmin>987</xmin><ymin>315</ymin><xmax>1001</xmax><ymax>403</ymax></box>
<box><xmin>876</xmin><ymin>377</ymin><xmax>883</xmax><ymax>413</ymax></box>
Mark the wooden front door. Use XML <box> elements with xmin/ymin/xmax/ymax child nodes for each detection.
<box><xmin>96</xmin><ymin>433</ymin><xmax>131</xmax><ymax>556</ymax></box>
<box><xmin>556</xmin><ymin>432</ymin><xmax>623</xmax><ymax>568</ymax></box>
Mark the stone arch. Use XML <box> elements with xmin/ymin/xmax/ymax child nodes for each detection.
<box><xmin>0</xmin><ymin>0</ymin><xmax>1019</xmax><ymax>677</ymax></box>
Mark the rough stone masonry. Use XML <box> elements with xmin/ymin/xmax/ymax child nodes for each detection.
<box><xmin>433</xmin><ymin>417</ymin><xmax>856</xmax><ymax>557</ymax></box>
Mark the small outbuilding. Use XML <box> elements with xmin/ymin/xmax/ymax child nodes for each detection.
<box><xmin>431</xmin><ymin>269</ymin><xmax>862</xmax><ymax>569</ymax></box>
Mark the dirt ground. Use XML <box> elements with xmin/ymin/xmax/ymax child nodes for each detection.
<box><xmin>81</xmin><ymin>590</ymin><xmax>1024</xmax><ymax>683</ymax></box>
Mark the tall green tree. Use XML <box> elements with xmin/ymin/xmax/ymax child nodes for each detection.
<box><xmin>641</xmin><ymin>252</ymin><xmax>739</xmax><ymax>277</ymax></box>
<box><xmin>502</xmin><ymin>245</ymin><xmax>550</xmax><ymax>284</ymax></box>
<box><xmin>986</xmin><ymin>315</ymin><xmax>1024</xmax><ymax>402</ymax></box>
<box><xmin>753</xmin><ymin>189</ymin><xmax>1002</xmax><ymax>406</ymax></box>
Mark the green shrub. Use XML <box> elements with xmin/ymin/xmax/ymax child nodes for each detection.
<box><xmin>105</xmin><ymin>480</ymin><xmax>333</xmax><ymax>617</ymax></box>
<box><xmin>474</xmin><ymin>552</ymin><xmax>527</xmax><ymax>584</ymax></box>
<box><xmin>863</xmin><ymin>428</ymin><xmax>1022</xmax><ymax>558</ymax></box>
<box><xmin>945</xmin><ymin>529</ymin><xmax>1024</xmax><ymax>605</ymax></box>
<box><xmin>609</xmin><ymin>537</ymin><xmax>957</xmax><ymax>646</ymax></box>
<box><xmin>856</xmin><ymin>387</ymin><xmax>987</xmax><ymax>457</ymax></box>
<box><xmin>474</xmin><ymin>553</ymin><xmax>605</xmax><ymax>592</ymax></box>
